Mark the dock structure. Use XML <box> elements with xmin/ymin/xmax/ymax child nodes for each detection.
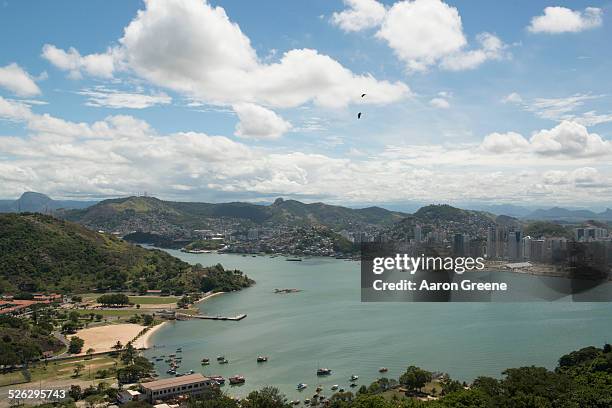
<box><xmin>177</xmin><ymin>313</ymin><xmax>247</xmax><ymax>321</ymax></box>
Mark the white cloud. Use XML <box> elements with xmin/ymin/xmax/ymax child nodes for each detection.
<box><xmin>502</xmin><ymin>92</ymin><xmax>523</xmax><ymax>104</ymax></box>
<box><xmin>481</xmin><ymin>121</ymin><xmax>612</xmax><ymax>158</ymax></box>
<box><xmin>481</xmin><ymin>131</ymin><xmax>530</xmax><ymax>154</ymax></box>
<box><xmin>331</xmin><ymin>0</ymin><xmax>387</xmax><ymax>32</ymax></box>
<box><xmin>439</xmin><ymin>32</ymin><xmax>507</xmax><ymax>71</ymax></box>
<box><xmin>41</xmin><ymin>44</ymin><xmax>117</xmax><ymax>79</ymax></box>
<box><xmin>528</xmin><ymin>94</ymin><xmax>599</xmax><ymax>120</ymax></box>
<box><xmin>376</xmin><ymin>0</ymin><xmax>466</xmax><ymax>72</ymax></box>
<box><xmin>429</xmin><ymin>97</ymin><xmax>450</xmax><ymax>109</ymax></box>
<box><xmin>542</xmin><ymin>167</ymin><xmax>604</xmax><ymax>187</ymax></box>
<box><xmin>530</xmin><ymin>120</ymin><xmax>611</xmax><ymax>157</ymax></box>
<box><xmin>2</xmin><ymin>105</ymin><xmax>612</xmax><ymax>205</ymax></box>
<box><xmin>571</xmin><ymin>111</ymin><xmax>612</xmax><ymax>127</ymax></box>
<box><xmin>0</xmin><ymin>63</ymin><xmax>42</xmax><ymax>97</ymax></box>
<box><xmin>77</xmin><ymin>87</ymin><xmax>172</xmax><ymax>109</ymax></box>
<box><xmin>506</xmin><ymin>93</ymin><xmax>612</xmax><ymax>126</ymax></box>
<box><xmin>42</xmin><ymin>0</ymin><xmax>409</xmax><ymax>110</ymax></box>
<box><xmin>0</xmin><ymin>96</ymin><xmax>33</xmax><ymax>121</ymax></box>
<box><xmin>233</xmin><ymin>103</ymin><xmax>292</xmax><ymax>140</ymax></box>
<box><xmin>528</xmin><ymin>7</ymin><xmax>603</xmax><ymax>34</ymax></box>
<box><xmin>329</xmin><ymin>0</ymin><xmax>509</xmax><ymax>72</ymax></box>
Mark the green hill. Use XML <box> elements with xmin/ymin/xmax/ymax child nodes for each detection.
<box><xmin>63</xmin><ymin>196</ymin><xmax>407</xmax><ymax>233</ymax></box>
<box><xmin>0</xmin><ymin>213</ymin><xmax>253</xmax><ymax>294</ymax></box>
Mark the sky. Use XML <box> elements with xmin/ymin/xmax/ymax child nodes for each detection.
<box><xmin>1</xmin><ymin>0</ymin><xmax>612</xmax><ymax>209</ymax></box>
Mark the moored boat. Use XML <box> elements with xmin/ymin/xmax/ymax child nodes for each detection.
<box><xmin>379</xmin><ymin>367</ymin><xmax>388</xmax><ymax>373</ymax></box>
<box><xmin>229</xmin><ymin>375</ymin><xmax>245</xmax><ymax>385</ymax></box>
<box><xmin>331</xmin><ymin>385</ymin><xmax>338</xmax><ymax>390</ymax></box>
<box><xmin>256</xmin><ymin>355</ymin><xmax>269</xmax><ymax>362</ymax></box>
<box><xmin>316</xmin><ymin>368</ymin><xmax>332</xmax><ymax>376</ymax></box>
<box><xmin>350</xmin><ymin>375</ymin><xmax>359</xmax><ymax>381</ymax></box>
<box><xmin>210</xmin><ymin>375</ymin><xmax>225</xmax><ymax>385</ymax></box>
<box><xmin>297</xmin><ymin>383</ymin><xmax>308</xmax><ymax>391</ymax></box>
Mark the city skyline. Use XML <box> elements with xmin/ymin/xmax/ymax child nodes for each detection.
<box><xmin>1</xmin><ymin>0</ymin><xmax>612</xmax><ymax>208</ymax></box>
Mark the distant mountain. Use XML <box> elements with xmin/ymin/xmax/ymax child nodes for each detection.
<box><xmin>385</xmin><ymin>204</ymin><xmax>498</xmax><ymax>241</ymax></box>
<box><xmin>0</xmin><ymin>213</ymin><xmax>253</xmax><ymax>294</ymax></box>
<box><xmin>63</xmin><ymin>196</ymin><xmax>408</xmax><ymax>233</ymax></box>
<box><xmin>526</xmin><ymin>207</ymin><xmax>611</xmax><ymax>222</ymax></box>
<box><xmin>412</xmin><ymin>204</ymin><xmax>495</xmax><ymax>224</ymax></box>
<box><xmin>465</xmin><ymin>203</ymin><xmax>534</xmax><ymax>217</ymax></box>
<box><xmin>0</xmin><ymin>192</ymin><xmax>96</xmax><ymax>213</ymax></box>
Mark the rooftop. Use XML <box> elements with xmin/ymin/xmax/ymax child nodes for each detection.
<box><xmin>141</xmin><ymin>373</ymin><xmax>209</xmax><ymax>391</ymax></box>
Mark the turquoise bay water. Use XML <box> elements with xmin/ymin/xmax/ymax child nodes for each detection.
<box><xmin>145</xmin><ymin>250</ymin><xmax>612</xmax><ymax>401</ymax></box>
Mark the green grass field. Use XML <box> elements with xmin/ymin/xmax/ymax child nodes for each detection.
<box><xmin>0</xmin><ymin>355</ymin><xmax>122</xmax><ymax>386</ymax></box>
<box><xmin>72</xmin><ymin>309</ymin><xmax>147</xmax><ymax>317</ymax></box>
<box><xmin>128</xmin><ymin>296</ymin><xmax>179</xmax><ymax>304</ymax></box>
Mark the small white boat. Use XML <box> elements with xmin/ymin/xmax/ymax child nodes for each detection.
<box><xmin>350</xmin><ymin>375</ymin><xmax>359</xmax><ymax>381</ymax></box>
<box><xmin>297</xmin><ymin>383</ymin><xmax>308</xmax><ymax>391</ymax></box>
<box><xmin>331</xmin><ymin>384</ymin><xmax>338</xmax><ymax>390</ymax></box>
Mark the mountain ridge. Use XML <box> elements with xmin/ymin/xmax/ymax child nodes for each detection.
<box><xmin>0</xmin><ymin>192</ymin><xmax>96</xmax><ymax>213</ymax></box>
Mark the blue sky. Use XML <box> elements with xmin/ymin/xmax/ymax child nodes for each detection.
<box><xmin>1</xmin><ymin>0</ymin><xmax>612</xmax><ymax>209</ymax></box>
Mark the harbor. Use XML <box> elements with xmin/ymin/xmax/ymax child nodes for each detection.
<box><xmin>180</xmin><ymin>313</ymin><xmax>248</xmax><ymax>321</ymax></box>
<box><xmin>144</xmin><ymin>250</ymin><xmax>612</xmax><ymax>403</ymax></box>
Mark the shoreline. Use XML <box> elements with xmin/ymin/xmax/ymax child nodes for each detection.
<box><xmin>194</xmin><ymin>291</ymin><xmax>225</xmax><ymax>304</ymax></box>
<box><xmin>140</xmin><ymin>321</ymin><xmax>169</xmax><ymax>349</ymax></box>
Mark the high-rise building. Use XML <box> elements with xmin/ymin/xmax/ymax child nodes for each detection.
<box><xmin>453</xmin><ymin>233</ymin><xmax>464</xmax><ymax>256</ymax></box>
<box><xmin>415</xmin><ymin>225</ymin><xmax>422</xmax><ymax>243</ymax></box>
<box><xmin>507</xmin><ymin>230</ymin><xmax>522</xmax><ymax>260</ymax></box>
<box><xmin>486</xmin><ymin>226</ymin><xmax>499</xmax><ymax>258</ymax></box>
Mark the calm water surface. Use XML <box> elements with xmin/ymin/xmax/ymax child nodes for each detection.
<box><xmin>144</xmin><ymin>250</ymin><xmax>612</xmax><ymax>401</ymax></box>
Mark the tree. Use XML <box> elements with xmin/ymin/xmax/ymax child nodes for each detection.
<box><xmin>143</xmin><ymin>314</ymin><xmax>154</xmax><ymax>326</ymax></box>
<box><xmin>440</xmin><ymin>378</ymin><xmax>463</xmax><ymax>395</ymax></box>
<box><xmin>73</xmin><ymin>363</ymin><xmax>85</xmax><ymax>377</ymax></box>
<box><xmin>68</xmin><ymin>385</ymin><xmax>82</xmax><ymax>401</ymax></box>
<box><xmin>68</xmin><ymin>336</ymin><xmax>84</xmax><ymax>354</ymax></box>
<box><xmin>121</xmin><ymin>342</ymin><xmax>137</xmax><ymax>365</ymax></box>
<box><xmin>61</xmin><ymin>321</ymin><xmax>79</xmax><ymax>334</ymax></box>
<box><xmin>241</xmin><ymin>387</ymin><xmax>290</xmax><ymax>408</ymax></box>
<box><xmin>97</xmin><ymin>294</ymin><xmax>130</xmax><ymax>306</ymax></box>
<box><xmin>69</xmin><ymin>311</ymin><xmax>80</xmax><ymax>323</ymax></box>
<box><xmin>86</xmin><ymin>348</ymin><xmax>95</xmax><ymax>359</ymax></box>
<box><xmin>399</xmin><ymin>366</ymin><xmax>432</xmax><ymax>393</ymax></box>
<box><xmin>113</xmin><ymin>340</ymin><xmax>123</xmax><ymax>350</ymax></box>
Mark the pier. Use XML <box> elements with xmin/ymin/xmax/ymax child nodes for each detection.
<box><xmin>177</xmin><ymin>313</ymin><xmax>247</xmax><ymax>321</ymax></box>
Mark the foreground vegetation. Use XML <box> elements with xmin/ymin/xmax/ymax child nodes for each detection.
<box><xmin>21</xmin><ymin>344</ymin><xmax>612</xmax><ymax>408</ymax></box>
<box><xmin>0</xmin><ymin>312</ymin><xmax>63</xmax><ymax>367</ymax></box>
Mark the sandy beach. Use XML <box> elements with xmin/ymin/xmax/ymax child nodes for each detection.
<box><xmin>70</xmin><ymin>322</ymin><xmax>167</xmax><ymax>354</ymax></box>
<box><xmin>139</xmin><ymin>321</ymin><xmax>168</xmax><ymax>348</ymax></box>
<box><xmin>194</xmin><ymin>291</ymin><xmax>225</xmax><ymax>304</ymax></box>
